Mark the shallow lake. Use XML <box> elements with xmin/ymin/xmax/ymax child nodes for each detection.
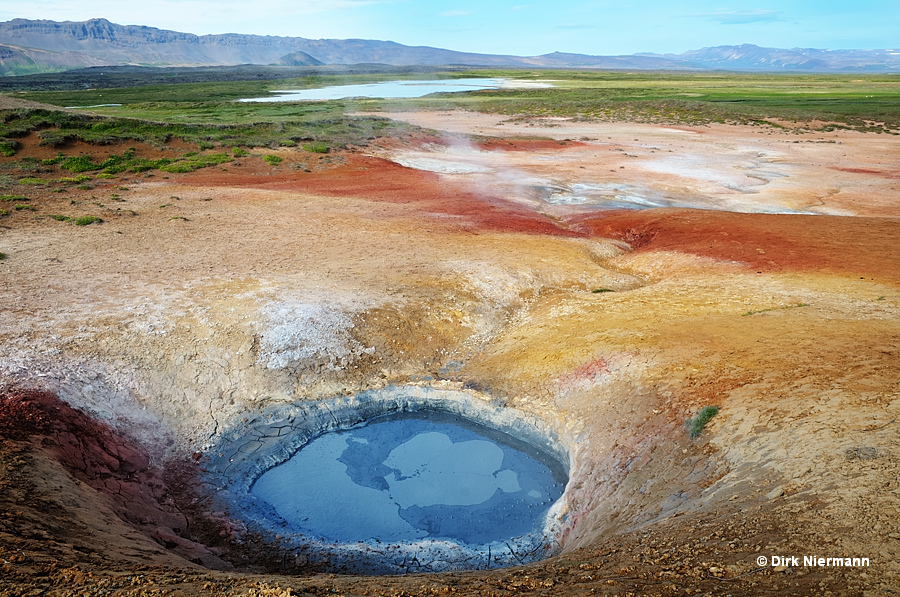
<box><xmin>239</xmin><ymin>78</ymin><xmax>512</xmax><ymax>102</ymax></box>
<box><xmin>250</xmin><ymin>410</ymin><xmax>567</xmax><ymax>545</ymax></box>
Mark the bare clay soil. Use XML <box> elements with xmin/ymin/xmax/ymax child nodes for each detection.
<box><xmin>0</xmin><ymin>112</ymin><xmax>898</xmax><ymax>596</ymax></box>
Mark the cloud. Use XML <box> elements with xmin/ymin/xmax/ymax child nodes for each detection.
<box><xmin>440</xmin><ymin>10</ymin><xmax>472</xmax><ymax>17</ymax></box>
<box><xmin>698</xmin><ymin>10</ymin><xmax>782</xmax><ymax>25</ymax></box>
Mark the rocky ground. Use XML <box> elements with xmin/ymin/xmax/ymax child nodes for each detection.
<box><xmin>0</xmin><ymin>107</ymin><xmax>898</xmax><ymax>596</ymax></box>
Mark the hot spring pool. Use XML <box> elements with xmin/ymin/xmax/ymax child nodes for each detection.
<box><xmin>250</xmin><ymin>411</ymin><xmax>566</xmax><ymax>545</ymax></box>
<box><xmin>203</xmin><ymin>386</ymin><xmax>571</xmax><ymax>572</ymax></box>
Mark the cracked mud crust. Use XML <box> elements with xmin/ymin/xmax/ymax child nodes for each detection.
<box><xmin>1</xmin><ymin>113</ymin><xmax>898</xmax><ymax>595</ymax></box>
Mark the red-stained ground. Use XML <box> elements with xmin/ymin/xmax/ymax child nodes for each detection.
<box><xmin>830</xmin><ymin>167</ymin><xmax>900</xmax><ymax>179</ymax></box>
<box><xmin>573</xmin><ymin>208</ymin><xmax>900</xmax><ymax>282</ymax></box>
<box><xmin>185</xmin><ymin>153</ymin><xmax>583</xmax><ymax>237</ymax></box>
<box><xmin>0</xmin><ymin>387</ymin><xmax>204</xmax><ymax>557</ymax></box>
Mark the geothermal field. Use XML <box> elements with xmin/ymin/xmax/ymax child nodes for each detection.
<box><xmin>0</xmin><ymin>71</ymin><xmax>899</xmax><ymax>596</ymax></box>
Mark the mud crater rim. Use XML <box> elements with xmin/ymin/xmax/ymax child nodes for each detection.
<box><xmin>202</xmin><ymin>385</ymin><xmax>573</xmax><ymax>573</ymax></box>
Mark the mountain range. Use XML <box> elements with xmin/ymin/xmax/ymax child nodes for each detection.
<box><xmin>1</xmin><ymin>18</ymin><xmax>899</xmax><ymax>76</ymax></box>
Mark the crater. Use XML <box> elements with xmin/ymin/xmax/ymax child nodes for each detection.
<box><xmin>203</xmin><ymin>386</ymin><xmax>571</xmax><ymax>574</ymax></box>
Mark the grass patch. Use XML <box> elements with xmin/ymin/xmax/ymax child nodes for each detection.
<box><xmin>0</xmin><ymin>139</ymin><xmax>18</xmax><ymax>157</ymax></box>
<box><xmin>0</xmin><ymin>209</ymin><xmax>8</xmax><ymax>217</ymax></box>
<box><xmin>742</xmin><ymin>303</ymin><xmax>809</xmax><ymax>316</ymax></box>
<box><xmin>49</xmin><ymin>214</ymin><xmax>71</xmax><ymax>221</ymax></box>
<box><xmin>592</xmin><ymin>288</ymin><xmax>614</xmax><ymax>293</ymax></box>
<box><xmin>17</xmin><ymin>177</ymin><xmax>45</xmax><ymax>185</ymax></box>
<box><xmin>687</xmin><ymin>406</ymin><xmax>720</xmax><ymax>439</ymax></box>
<box><xmin>262</xmin><ymin>154</ymin><xmax>282</xmax><ymax>165</ymax></box>
<box><xmin>57</xmin><ymin>175</ymin><xmax>92</xmax><ymax>184</ymax></box>
<box><xmin>1</xmin><ymin>194</ymin><xmax>29</xmax><ymax>202</ymax></box>
<box><xmin>232</xmin><ymin>147</ymin><xmax>250</xmax><ymax>157</ymax></box>
<box><xmin>73</xmin><ymin>215</ymin><xmax>102</xmax><ymax>226</ymax></box>
<box><xmin>302</xmin><ymin>141</ymin><xmax>329</xmax><ymax>153</ymax></box>
<box><xmin>159</xmin><ymin>152</ymin><xmax>231</xmax><ymax>173</ymax></box>
<box><xmin>0</xmin><ymin>252</ymin><xmax>5</xmax><ymax>259</ymax></box>
<box><xmin>42</xmin><ymin>153</ymin><xmax>65</xmax><ymax>165</ymax></box>
<box><xmin>14</xmin><ymin>203</ymin><xmax>36</xmax><ymax>211</ymax></box>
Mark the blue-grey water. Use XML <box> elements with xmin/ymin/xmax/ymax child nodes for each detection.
<box><xmin>250</xmin><ymin>411</ymin><xmax>566</xmax><ymax>544</ymax></box>
<box><xmin>239</xmin><ymin>78</ymin><xmax>504</xmax><ymax>102</ymax></box>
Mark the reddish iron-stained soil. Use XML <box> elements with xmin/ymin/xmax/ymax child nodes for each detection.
<box><xmin>0</xmin><ymin>388</ymin><xmax>223</xmax><ymax>567</ymax></box>
<box><xmin>574</xmin><ymin>208</ymin><xmax>900</xmax><ymax>282</ymax></box>
<box><xmin>185</xmin><ymin>153</ymin><xmax>583</xmax><ymax>238</ymax></box>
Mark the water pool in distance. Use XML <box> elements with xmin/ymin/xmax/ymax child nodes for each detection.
<box><xmin>239</xmin><ymin>78</ymin><xmax>506</xmax><ymax>102</ymax></box>
<box><xmin>250</xmin><ymin>410</ymin><xmax>567</xmax><ymax>545</ymax></box>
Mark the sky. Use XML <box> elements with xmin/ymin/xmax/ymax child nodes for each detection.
<box><xmin>2</xmin><ymin>0</ymin><xmax>897</xmax><ymax>56</ymax></box>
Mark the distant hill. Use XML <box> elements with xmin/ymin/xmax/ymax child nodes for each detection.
<box><xmin>648</xmin><ymin>44</ymin><xmax>900</xmax><ymax>72</ymax></box>
<box><xmin>1</xmin><ymin>18</ymin><xmax>898</xmax><ymax>76</ymax></box>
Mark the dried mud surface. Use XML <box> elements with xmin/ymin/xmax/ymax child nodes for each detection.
<box><xmin>1</xmin><ymin>111</ymin><xmax>898</xmax><ymax>596</ymax></box>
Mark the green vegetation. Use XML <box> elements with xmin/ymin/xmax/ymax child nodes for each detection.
<box><xmin>262</xmin><ymin>154</ymin><xmax>282</xmax><ymax>165</ymax></box>
<box><xmin>0</xmin><ymin>103</ymin><xmax>416</xmax><ymax>153</ymax></box>
<box><xmin>397</xmin><ymin>70</ymin><xmax>900</xmax><ymax>133</ymax></box>
<box><xmin>687</xmin><ymin>406</ymin><xmax>720</xmax><ymax>439</ymax></box>
<box><xmin>742</xmin><ymin>303</ymin><xmax>810</xmax><ymax>316</ymax></box>
<box><xmin>232</xmin><ymin>147</ymin><xmax>250</xmax><ymax>157</ymax></box>
<box><xmin>17</xmin><ymin>177</ymin><xmax>45</xmax><ymax>185</ymax></box>
<box><xmin>14</xmin><ymin>203</ymin><xmax>36</xmax><ymax>211</ymax></box>
<box><xmin>73</xmin><ymin>215</ymin><xmax>102</xmax><ymax>226</ymax></box>
<box><xmin>592</xmin><ymin>288</ymin><xmax>614</xmax><ymax>293</ymax></box>
<box><xmin>57</xmin><ymin>175</ymin><xmax>92</xmax><ymax>183</ymax></box>
<box><xmin>1</xmin><ymin>194</ymin><xmax>29</xmax><ymax>202</ymax></box>
<box><xmin>302</xmin><ymin>141</ymin><xmax>330</xmax><ymax>153</ymax></box>
<box><xmin>0</xmin><ymin>140</ymin><xmax>17</xmax><ymax>157</ymax></box>
<box><xmin>49</xmin><ymin>214</ymin><xmax>71</xmax><ymax>221</ymax></box>
<box><xmin>0</xmin><ymin>209</ymin><xmax>8</xmax><ymax>217</ymax></box>
<box><xmin>0</xmin><ymin>252</ymin><xmax>5</xmax><ymax>259</ymax></box>
<box><xmin>159</xmin><ymin>152</ymin><xmax>231</xmax><ymax>173</ymax></box>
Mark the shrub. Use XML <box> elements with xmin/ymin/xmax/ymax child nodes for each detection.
<box><xmin>60</xmin><ymin>155</ymin><xmax>101</xmax><ymax>173</ymax></box>
<box><xmin>17</xmin><ymin>177</ymin><xmax>45</xmax><ymax>185</ymax></box>
<box><xmin>263</xmin><ymin>154</ymin><xmax>282</xmax><ymax>165</ymax></box>
<box><xmin>232</xmin><ymin>147</ymin><xmax>250</xmax><ymax>157</ymax></box>
<box><xmin>14</xmin><ymin>204</ymin><xmax>36</xmax><ymax>211</ymax></box>
<box><xmin>302</xmin><ymin>142</ymin><xmax>329</xmax><ymax>154</ymax></box>
<box><xmin>0</xmin><ymin>251</ymin><xmax>5</xmax><ymax>259</ymax></box>
<box><xmin>1</xmin><ymin>195</ymin><xmax>29</xmax><ymax>202</ymax></box>
<box><xmin>0</xmin><ymin>140</ymin><xmax>17</xmax><ymax>157</ymax></box>
<box><xmin>73</xmin><ymin>215</ymin><xmax>102</xmax><ymax>226</ymax></box>
<box><xmin>687</xmin><ymin>406</ymin><xmax>720</xmax><ymax>439</ymax></box>
<box><xmin>49</xmin><ymin>214</ymin><xmax>71</xmax><ymax>221</ymax></box>
<box><xmin>57</xmin><ymin>175</ymin><xmax>92</xmax><ymax>184</ymax></box>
